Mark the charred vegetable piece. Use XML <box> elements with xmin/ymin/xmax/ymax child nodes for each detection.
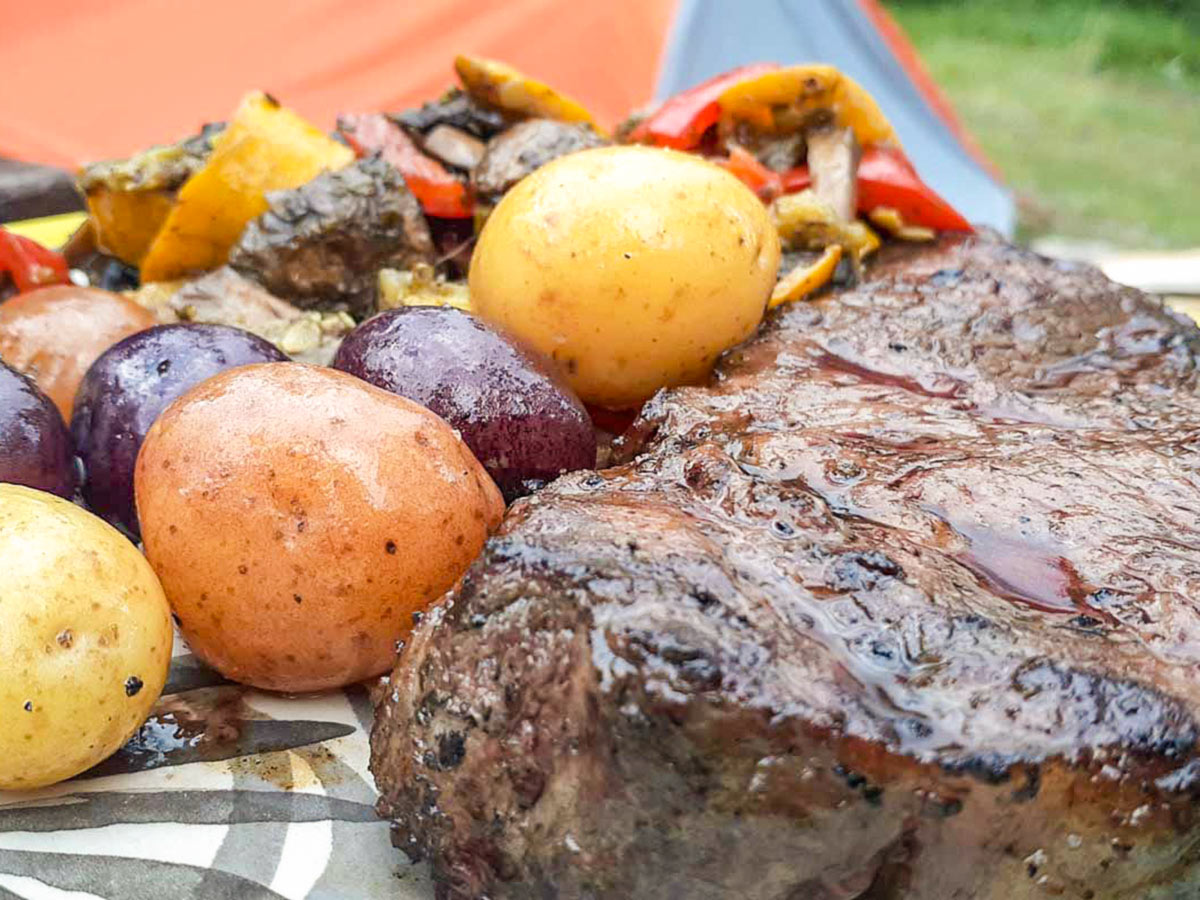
<box><xmin>806</xmin><ymin>126</ymin><xmax>859</xmax><ymax>223</ymax></box>
<box><xmin>769</xmin><ymin>244</ymin><xmax>842</xmax><ymax>309</ymax></box>
<box><xmin>339</xmin><ymin>113</ymin><xmax>472</xmax><ymax>219</ymax></box>
<box><xmin>230</xmin><ymin>155</ymin><xmax>434</xmax><ymax>318</ymax></box>
<box><xmin>0</xmin><ymin>228</ymin><xmax>69</xmax><ymax>294</ymax></box>
<box><xmin>769</xmin><ymin>190</ymin><xmax>880</xmax><ymax>265</ymax></box>
<box><xmin>77</xmin><ymin>124</ymin><xmax>222</xmax><ymax>265</ymax></box>
<box><xmin>422</xmin><ymin>125</ymin><xmax>487</xmax><ymax>171</ymax></box>
<box><xmin>454</xmin><ymin>55</ymin><xmax>600</xmax><ymax>129</ymax></box>
<box><xmin>140</xmin><ymin>93</ymin><xmax>354</xmax><ymax>282</ymax></box>
<box><xmin>771</xmin><ymin>151</ymin><xmax>970</xmax><ymax>234</ymax></box>
<box><xmin>770</xmin><ymin>189</ymin><xmax>847</xmax><ymax>246</ymax></box>
<box><xmin>743</xmin><ymin>131</ymin><xmax>807</xmax><ymax>174</ymax></box>
<box><xmin>378</xmin><ymin>265</ymin><xmax>470</xmax><ymax>311</ymax></box>
<box><xmin>394</xmin><ymin>89</ymin><xmax>509</xmax><ymax>141</ymax></box>
<box><xmin>868</xmin><ymin>206</ymin><xmax>936</xmax><ymax>242</ymax></box>
<box><xmin>717</xmin><ymin>64</ymin><xmax>898</xmax><ymax>149</ymax></box>
<box><xmin>473</xmin><ymin>119</ymin><xmax>607</xmax><ymax>201</ymax></box>
<box><xmin>626</xmin><ymin>63</ymin><xmax>778</xmax><ymax>149</ymax></box>
<box><xmin>77</xmin><ymin>124</ymin><xmax>222</xmax><ymax>195</ymax></box>
<box><xmin>97</xmin><ymin>259</ymin><xmax>140</xmax><ymax>292</ymax></box>
<box><xmin>134</xmin><ymin>267</ymin><xmax>296</xmax><ymax>330</ymax></box>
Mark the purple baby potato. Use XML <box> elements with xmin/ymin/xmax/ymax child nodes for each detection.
<box><xmin>333</xmin><ymin>307</ymin><xmax>595</xmax><ymax>499</ymax></box>
<box><xmin>0</xmin><ymin>360</ymin><xmax>77</xmax><ymax>497</ymax></box>
<box><xmin>71</xmin><ymin>323</ymin><xmax>287</xmax><ymax>536</ymax></box>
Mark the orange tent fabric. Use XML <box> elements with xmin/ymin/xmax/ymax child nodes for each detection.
<box><xmin>0</xmin><ymin>0</ymin><xmax>675</xmax><ymax>169</ymax></box>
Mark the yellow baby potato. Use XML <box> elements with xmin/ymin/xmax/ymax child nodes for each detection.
<box><xmin>469</xmin><ymin>145</ymin><xmax>780</xmax><ymax>409</ymax></box>
<box><xmin>0</xmin><ymin>484</ymin><xmax>172</xmax><ymax>790</ymax></box>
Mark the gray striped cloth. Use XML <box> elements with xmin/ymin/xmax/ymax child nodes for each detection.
<box><xmin>0</xmin><ymin>636</ymin><xmax>429</xmax><ymax>899</ymax></box>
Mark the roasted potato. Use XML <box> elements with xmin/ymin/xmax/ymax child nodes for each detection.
<box><xmin>0</xmin><ymin>285</ymin><xmax>157</xmax><ymax>419</ymax></box>
<box><xmin>135</xmin><ymin>363</ymin><xmax>504</xmax><ymax>692</ymax></box>
<box><xmin>469</xmin><ymin>146</ymin><xmax>779</xmax><ymax>409</ymax></box>
<box><xmin>0</xmin><ymin>484</ymin><xmax>172</xmax><ymax>790</ymax></box>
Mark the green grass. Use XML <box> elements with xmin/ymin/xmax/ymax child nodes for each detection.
<box><xmin>887</xmin><ymin>0</ymin><xmax>1200</xmax><ymax>247</ymax></box>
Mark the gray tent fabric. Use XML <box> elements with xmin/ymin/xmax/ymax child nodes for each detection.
<box><xmin>657</xmin><ymin>0</ymin><xmax>1016</xmax><ymax>235</ymax></box>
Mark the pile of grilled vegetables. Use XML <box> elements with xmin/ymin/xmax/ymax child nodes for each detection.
<box><xmin>70</xmin><ymin>56</ymin><xmax>970</xmax><ymax>361</ymax></box>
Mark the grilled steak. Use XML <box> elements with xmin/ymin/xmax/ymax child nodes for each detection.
<box><xmin>372</xmin><ymin>233</ymin><xmax>1200</xmax><ymax>900</ymax></box>
<box><xmin>472</xmin><ymin>119</ymin><xmax>606</xmax><ymax>202</ymax></box>
<box><xmin>230</xmin><ymin>155</ymin><xmax>434</xmax><ymax>318</ymax></box>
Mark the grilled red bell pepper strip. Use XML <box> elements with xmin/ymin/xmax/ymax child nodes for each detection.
<box><xmin>854</xmin><ymin>146</ymin><xmax>972</xmax><ymax>232</ymax></box>
<box><xmin>724</xmin><ymin>147</ymin><xmax>970</xmax><ymax>233</ymax></box>
<box><xmin>716</xmin><ymin>147</ymin><xmax>783</xmax><ymax>202</ymax></box>
<box><xmin>338</xmin><ymin>113</ymin><xmax>473</xmax><ymax>219</ymax></box>
<box><xmin>780</xmin><ymin>167</ymin><xmax>813</xmax><ymax>194</ymax></box>
<box><xmin>0</xmin><ymin>227</ymin><xmax>70</xmax><ymax>294</ymax></box>
<box><xmin>628</xmin><ymin>62</ymin><xmax>778</xmax><ymax>150</ymax></box>
<box><xmin>635</xmin><ymin>61</ymin><xmax>970</xmax><ymax>232</ymax></box>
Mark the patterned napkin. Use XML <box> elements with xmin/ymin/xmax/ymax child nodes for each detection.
<box><xmin>0</xmin><ymin>638</ymin><xmax>431</xmax><ymax>899</ymax></box>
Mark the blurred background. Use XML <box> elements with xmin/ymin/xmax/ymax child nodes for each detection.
<box><xmin>889</xmin><ymin>0</ymin><xmax>1198</xmax><ymax>250</ymax></box>
<box><xmin>892</xmin><ymin>0</ymin><xmax>1199</xmax><ymax>301</ymax></box>
<box><xmin>1</xmin><ymin>0</ymin><xmax>1196</xmax><ymax>289</ymax></box>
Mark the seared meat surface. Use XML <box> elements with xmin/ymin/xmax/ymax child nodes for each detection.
<box><xmin>230</xmin><ymin>155</ymin><xmax>434</xmax><ymax>318</ymax></box>
<box><xmin>472</xmin><ymin>119</ymin><xmax>606</xmax><ymax>202</ymax></box>
<box><xmin>373</xmin><ymin>234</ymin><xmax>1200</xmax><ymax>899</ymax></box>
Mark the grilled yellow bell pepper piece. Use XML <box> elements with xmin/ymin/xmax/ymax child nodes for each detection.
<box><xmin>86</xmin><ymin>189</ymin><xmax>176</xmax><ymax>266</ymax></box>
<box><xmin>770</xmin><ymin>190</ymin><xmax>881</xmax><ymax>263</ymax></box>
<box><xmin>867</xmin><ymin>206</ymin><xmax>936</xmax><ymax>242</ymax></box>
<box><xmin>717</xmin><ymin>64</ymin><xmax>898</xmax><ymax>149</ymax></box>
<box><xmin>79</xmin><ymin>129</ymin><xmax>220</xmax><ymax>265</ymax></box>
<box><xmin>454</xmin><ymin>55</ymin><xmax>602</xmax><ymax>131</ymax></box>
<box><xmin>140</xmin><ymin>92</ymin><xmax>354</xmax><ymax>283</ymax></box>
<box><xmin>770</xmin><ymin>244</ymin><xmax>843</xmax><ymax>309</ymax></box>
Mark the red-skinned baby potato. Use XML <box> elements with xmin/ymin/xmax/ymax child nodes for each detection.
<box><xmin>133</xmin><ymin>363</ymin><xmax>504</xmax><ymax>692</ymax></box>
<box><xmin>0</xmin><ymin>285</ymin><xmax>157</xmax><ymax>419</ymax></box>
